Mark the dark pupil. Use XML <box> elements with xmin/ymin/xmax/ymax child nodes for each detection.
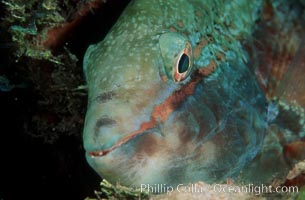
<box><xmin>178</xmin><ymin>53</ymin><xmax>189</xmax><ymax>74</ymax></box>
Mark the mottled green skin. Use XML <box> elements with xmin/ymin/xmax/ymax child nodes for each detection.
<box><xmin>83</xmin><ymin>0</ymin><xmax>266</xmax><ymax>187</ymax></box>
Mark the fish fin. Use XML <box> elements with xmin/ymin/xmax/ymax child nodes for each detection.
<box><xmin>259</xmin><ymin>1</ymin><xmax>305</xmax><ymax>167</ymax></box>
<box><xmin>249</xmin><ymin>0</ymin><xmax>305</xmax><ymax>145</ymax></box>
<box><xmin>275</xmin><ymin>38</ymin><xmax>305</xmax><ymax>108</ymax></box>
<box><xmin>247</xmin><ymin>1</ymin><xmax>305</xmax><ymax>100</ymax></box>
<box><xmin>263</xmin><ymin>42</ymin><xmax>305</xmax><ymax>174</ymax></box>
<box><xmin>268</xmin><ymin>37</ymin><xmax>305</xmax><ymax>144</ymax></box>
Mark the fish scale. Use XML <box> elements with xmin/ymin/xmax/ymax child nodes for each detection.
<box><xmin>82</xmin><ymin>0</ymin><xmax>305</xmax><ymax>188</ymax></box>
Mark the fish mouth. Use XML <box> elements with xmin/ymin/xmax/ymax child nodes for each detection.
<box><xmin>88</xmin><ymin>120</ymin><xmax>158</xmax><ymax>157</ymax></box>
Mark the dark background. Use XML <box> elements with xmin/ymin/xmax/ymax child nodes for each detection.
<box><xmin>0</xmin><ymin>0</ymin><xmax>131</xmax><ymax>199</ymax></box>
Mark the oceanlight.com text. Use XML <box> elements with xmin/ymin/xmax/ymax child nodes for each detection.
<box><xmin>139</xmin><ymin>183</ymin><xmax>299</xmax><ymax>196</ymax></box>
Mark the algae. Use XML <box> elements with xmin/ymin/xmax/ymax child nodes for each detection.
<box><xmin>85</xmin><ymin>179</ymin><xmax>149</xmax><ymax>200</ymax></box>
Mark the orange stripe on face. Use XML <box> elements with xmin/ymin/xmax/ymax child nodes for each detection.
<box><xmin>194</xmin><ymin>37</ymin><xmax>208</xmax><ymax>59</ymax></box>
<box><xmin>152</xmin><ymin>75</ymin><xmax>201</xmax><ymax>122</ymax></box>
<box><xmin>198</xmin><ymin>60</ymin><xmax>217</xmax><ymax>76</ymax></box>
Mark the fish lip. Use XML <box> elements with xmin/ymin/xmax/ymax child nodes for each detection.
<box><xmin>87</xmin><ymin>125</ymin><xmax>159</xmax><ymax>158</ymax></box>
<box><xmin>87</xmin><ymin>134</ymin><xmax>135</xmax><ymax>158</ymax></box>
<box><xmin>87</xmin><ymin>147</ymin><xmax>112</xmax><ymax>157</ymax></box>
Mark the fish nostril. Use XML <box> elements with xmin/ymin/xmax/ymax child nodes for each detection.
<box><xmin>92</xmin><ymin>91</ymin><xmax>117</xmax><ymax>104</ymax></box>
<box><xmin>94</xmin><ymin>117</ymin><xmax>117</xmax><ymax>136</ymax></box>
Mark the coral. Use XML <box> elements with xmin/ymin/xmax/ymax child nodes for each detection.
<box><xmin>85</xmin><ymin>179</ymin><xmax>149</xmax><ymax>200</ymax></box>
<box><xmin>285</xmin><ymin>160</ymin><xmax>305</xmax><ymax>188</ymax></box>
<box><xmin>298</xmin><ymin>186</ymin><xmax>305</xmax><ymax>200</ymax></box>
<box><xmin>2</xmin><ymin>0</ymin><xmax>64</xmax><ymax>62</ymax></box>
<box><xmin>1</xmin><ymin>0</ymin><xmax>92</xmax><ymax>143</ymax></box>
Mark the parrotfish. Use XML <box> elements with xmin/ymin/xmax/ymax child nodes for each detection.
<box><xmin>83</xmin><ymin>0</ymin><xmax>305</xmax><ymax>187</ymax></box>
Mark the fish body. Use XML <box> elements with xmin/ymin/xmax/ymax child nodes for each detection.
<box><xmin>83</xmin><ymin>0</ymin><xmax>304</xmax><ymax>187</ymax></box>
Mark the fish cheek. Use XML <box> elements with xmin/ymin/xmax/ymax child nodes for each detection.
<box><xmin>135</xmin><ymin>133</ymin><xmax>159</xmax><ymax>157</ymax></box>
<box><xmin>177</xmin><ymin>113</ymin><xmax>200</xmax><ymax>144</ymax></box>
<box><xmin>178</xmin><ymin>125</ymin><xmax>194</xmax><ymax>145</ymax></box>
<box><xmin>168</xmin><ymin>103</ymin><xmax>215</xmax><ymax>149</ymax></box>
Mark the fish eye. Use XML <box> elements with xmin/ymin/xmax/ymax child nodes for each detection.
<box><xmin>177</xmin><ymin>53</ymin><xmax>190</xmax><ymax>74</ymax></box>
<box><xmin>173</xmin><ymin>43</ymin><xmax>192</xmax><ymax>82</ymax></box>
<box><xmin>159</xmin><ymin>32</ymin><xmax>193</xmax><ymax>82</ymax></box>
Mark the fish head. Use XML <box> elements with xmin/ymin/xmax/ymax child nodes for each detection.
<box><xmin>82</xmin><ymin>1</ymin><xmax>267</xmax><ymax>187</ymax></box>
<box><xmin>83</xmin><ymin>28</ymin><xmax>211</xmax><ymax>185</ymax></box>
